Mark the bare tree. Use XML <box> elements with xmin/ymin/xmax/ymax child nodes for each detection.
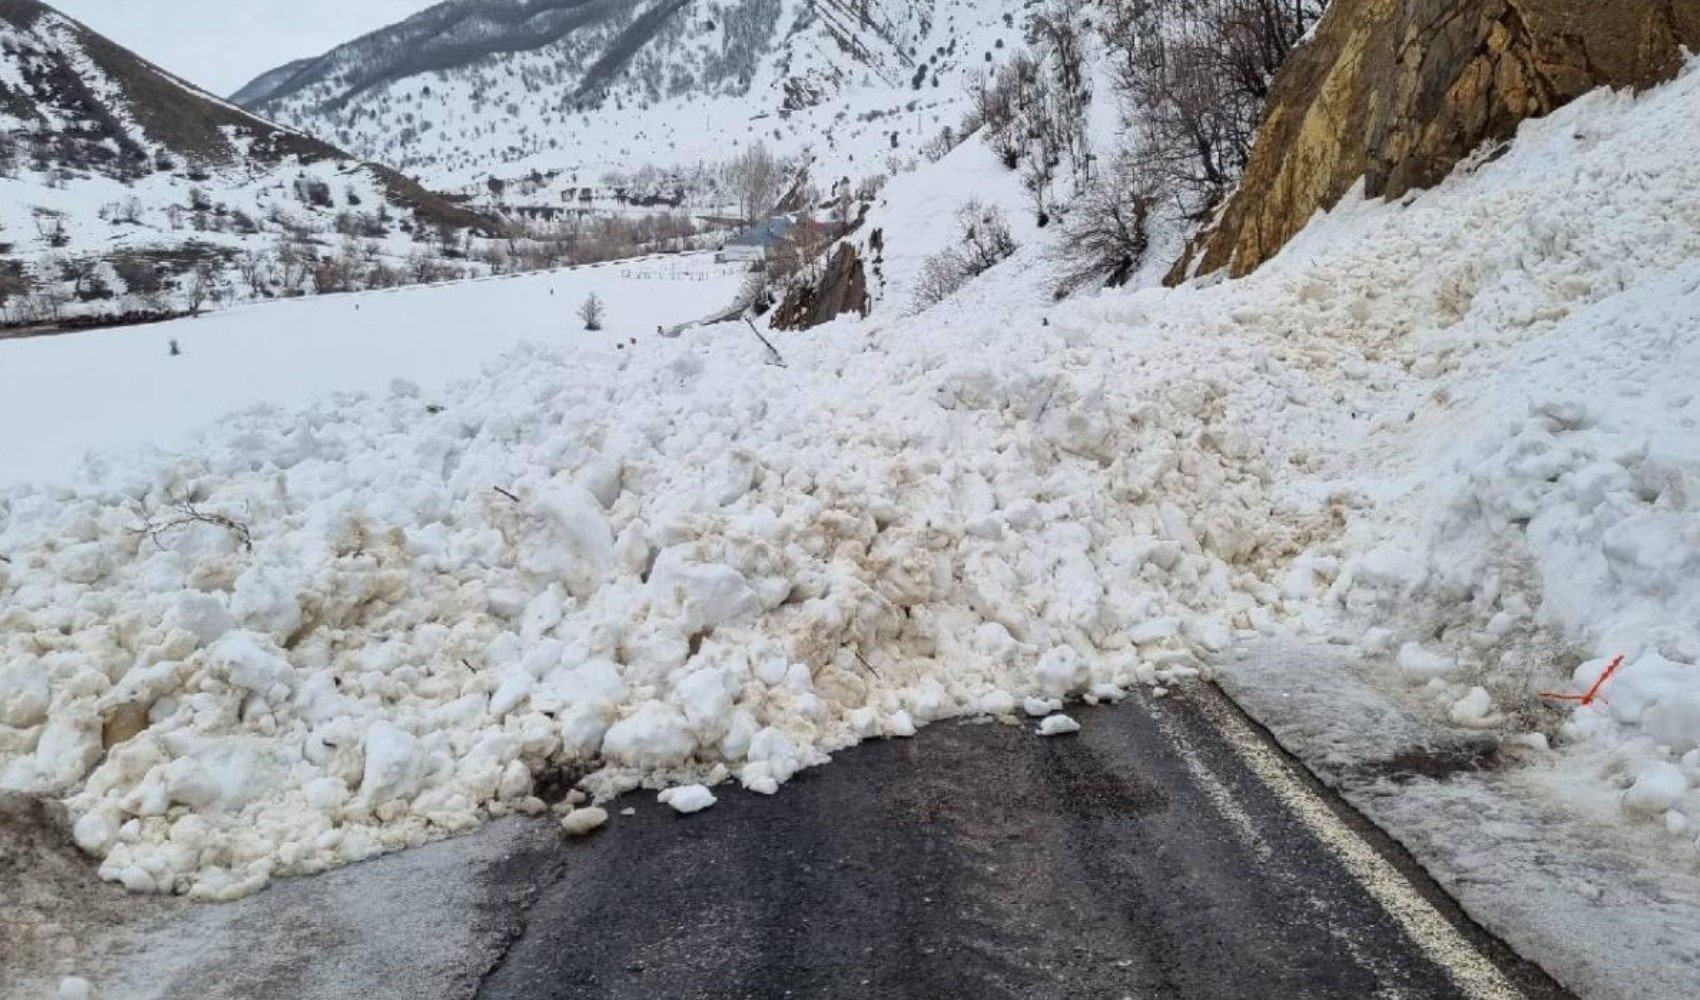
<box><xmin>1100</xmin><ymin>0</ymin><xmax>1326</xmax><ymax>219</ymax></box>
<box><xmin>56</xmin><ymin>256</ymin><xmax>101</xmax><ymax>299</ymax></box>
<box><xmin>0</xmin><ymin>262</ymin><xmax>31</xmax><ymax>322</ymax></box>
<box><xmin>727</xmin><ymin>142</ymin><xmax>782</xmax><ymax>224</ymax></box>
<box><xmin>237</xmin><ymin>249</ymin><xmax>273</xmax><ymax>297</ymax></box>
<box><xmin>276</xmin><ymin>239</ymin><xmax>311</xmax><ymax>296</ymax></box>
<box><xmin>578</xmin><ymin>292</ymin><xmax>606</xmax><ymax>331</ymax></box>
<box><xmin>112</xmin><ymin>255</ymin><xmax>164</xmax><ymax>308</ymax></box>
<box><xmin>22</xmin><ymin>279</ymin><xmax>68</xmax><ymax>324</ymax></box>
<box><xmin>311</xmin><ymin>258</ymin><xmax>350</xmax><ymax>295</ymax></box>
<box><xmin>185</xmin><ymin>264</ymin><xmax>222</xmax><ymax>316</ymax></box>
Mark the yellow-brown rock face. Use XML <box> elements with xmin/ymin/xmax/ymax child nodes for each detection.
<box><xmin>1171</xmin><ymin>0</ymin><xmax>1700</xmax><ymax>283</ymax></box>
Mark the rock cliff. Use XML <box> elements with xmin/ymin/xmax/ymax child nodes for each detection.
<box><xmin>1172</xmin><ymin>0</ymin><xmax>1700</xmax><ymax>282</ymax></box>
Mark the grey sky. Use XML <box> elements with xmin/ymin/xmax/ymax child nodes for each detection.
<box><xmin>51</xmin><ymin>1</ymin><xmax>441</xmax><ymax>95</ymax></box>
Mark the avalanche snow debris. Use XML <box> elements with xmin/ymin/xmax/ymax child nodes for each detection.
<box><xmin>3</xmin><ymin>50</ymin><xmax>1700</xmax><ymax>901</ymax></box>
<box><xmin>0</xmin><ymin>268</ymin><xmax>1288</xmax><ymax>895</ymax></box>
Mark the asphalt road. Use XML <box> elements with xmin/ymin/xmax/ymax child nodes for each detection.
<box><xmin>475</xmin><ymin>685</ymin><xmax>1571</xmax><ymax>1000</ymax></box>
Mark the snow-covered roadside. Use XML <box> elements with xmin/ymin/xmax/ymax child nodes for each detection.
<box><xmin>1265</xmin><ymin>65</ymin><xmax>1700</xmax><ymax>852</ymax></box>
<box><xmin>2</xmin><ymin>52</ymin><xmax>1698</xmax><ymax>928</ymax></box>
<box><xmin>1216</xmin><ymin>640</ymin><xmax>1700</xmax><ymax>1000</ymax></box>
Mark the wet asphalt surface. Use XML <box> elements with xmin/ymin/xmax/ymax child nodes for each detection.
<box><xmin>474</xmin><ymin>686</ymin><xmax>1573</xmax><ymax>1000</ymax></box>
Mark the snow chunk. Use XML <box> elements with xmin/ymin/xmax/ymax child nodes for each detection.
<box><xmin>602</xmin><ymin>702</ymin><xmax>697</xmax><ymax>768</ymax></box>
<box><xmin>1624</xmin><ymin>762</ymin><xmax>1688</xmax><ymax>818</ymax></box>
<box><xmin>560</xmin><ymin>807</ymin><xmax>609</xmax><ymax>836</ymax></box>
<box><xmin>1023</xmin><ymin>697</ymin><xmax>1064</xmax><ymax>718</ymax></box>
<box><xmin>164</xmin><ymin>591</ymin><xmax>234</xmax><ymax>645</ymax></box>
<box><xmin>1037</xmin><ymin>715</ymin><xmax>1082</xmax><ymax>737</ymax></box>
<box><xmin>0</xmin><ymin>659</ymin><xmax>50</xmax><ymax>729</ymax></box>
<box><xmin>359</xmin><ymin>722</ymin><xmax>430</xmax><ymax>807</ymax></box>
<box><xmin>1448</xmin><ymin>687</ymin><xmax>1500</xmax><ymax>729</ymax></box>
<box><xmin>647</xmin><ymin>547</ymin><xmax>758</xmax><ymax>633</ymax></box>
<box><xmin>658</xmin><ymin>784</ymin><xmax>717</xmax><ymax>814</ymax></box>
<box><xmin>207</xmin><ymin>632</ymin><xmax>296</xmax><ymax>696</ymax></box>
<box><xmin>1035</xmin><ymin>646</ymin><xmax>1088</xmax><ymax>698</ymax></box>
<box><xmin>518</xmin><ymin>482</ymin><xmax>616</xmax><ymax>598</ymax></box>
<box><xmin>162</xmin><ymin>738</ymin><xmax>290</xmax><ymax>813</ymax></box>
<box><xmin>1396</xmin><ymin>643</ymin><xmax>1458</xmax><ymax>680</ymax></box>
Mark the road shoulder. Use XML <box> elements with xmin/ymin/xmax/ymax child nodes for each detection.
<box><xmin>1216</xmin><ymin>638</ymin><xmax>1700</xmax><ymax>1000</ymax></box>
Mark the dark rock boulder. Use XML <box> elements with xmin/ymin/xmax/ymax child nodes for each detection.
<box><xmin>772</xmin><ymin>243</ymin><xmax>871</xmax><ymax>331</ymax></box>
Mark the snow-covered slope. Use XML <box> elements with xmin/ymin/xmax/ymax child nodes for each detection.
<box><xmin>0</xmin><ymin>0</ymin><xmax>490</xmax><ymax>326</ymax></box>
<box><xmin>236</xmin><ymin>0</ymin><xmax>1029</xmax><ymax>191</ymax></box>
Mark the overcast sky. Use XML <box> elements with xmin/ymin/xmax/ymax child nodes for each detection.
<box><xmin>52</xmin><ymin>1</ymin><xmax>442</xmax><ymax>95</ymax></box>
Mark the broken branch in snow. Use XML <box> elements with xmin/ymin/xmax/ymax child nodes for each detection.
<box><xmin>492</xmin><ymin>486</ymin><xmax>522</xmax><ymax>504</ymax></box>
<box><xmin>131</xmin><ymin>501</ymin><xmax>253</xmax><ymax>553</ymax></box>
<box><xmin>744</xmin><ymin>317</ymin><xmax>786</xmax><ymax>367</ymax></box>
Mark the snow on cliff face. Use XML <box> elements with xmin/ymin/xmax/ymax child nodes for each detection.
<box><xmin>237</xmin><ymin>0</ymin><xmax>1027</xmax><ymax>188</ymax></box>
<box><xmin>3</xmin><ymin>49</ymin><xmax>1700</xmax><ymax>900</ymax></box>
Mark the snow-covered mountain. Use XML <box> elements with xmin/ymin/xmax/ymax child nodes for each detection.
<box><xmin>236</xmin><ymin>0</ymin><xmax>1031</xmax><ymax>191</ymax></box>
<box><xmin>0</xmin><ymin>0</ymin><xmax>491</xmax><ymax>328</ymax></box>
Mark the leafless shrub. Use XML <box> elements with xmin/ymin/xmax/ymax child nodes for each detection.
<box><xmin>312</xmin><ymin>257</ymin><xmax>352</xmax><ymax>295</ymax></box>
<box><xmin>914</xmin><ymin>252</ymin><xmax>970</xmax><ymax>310</ymax></box>
<box><xmin>969</xmin><ymin>3</ymin><xmax>1094</xmax><ymax>222</ymax></box>
<box><xmin>578</xmin><ymin>292</ymin><xmax>606</xmax><ymax>331</ymax></box>
<box><xmin>1054</xmin><ymin>156</ymin><xmax>1155</xmax><ymax>295</ymax></box>
<box><xmin>914</xmin><ymin>201</ymin><xmax>1019</xmax><ymax>309</ymax></box>
<box><xmin>0</xmin><ymin>262</ymin><xmax>32</xmax><ymax>320</ymax></box>
<box><xmin>237</xmin><ymin>249</ymin><xmax>273</xmax><ymax>297</ymax></box>
<box><xmin>276</xmin><ymin>239</ymin><xmax>312</xmax><ymax>296</ymax></box>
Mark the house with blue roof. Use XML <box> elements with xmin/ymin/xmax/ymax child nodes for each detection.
<box><xmin>717</xmin><ymin>216</ymin><xmax>800</xmax><ymax>265</ymax></box>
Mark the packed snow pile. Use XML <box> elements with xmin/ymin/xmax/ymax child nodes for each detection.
<box><xmin>1289</xmin><ymin>65</ymin><xmax>1700</xmax><ymax>843</ymax></box>
<box><xmin>0</xmin><ymin>286</ymin><xmax>1312</xmax><ymax>899</ymax></box>
<box><xmin>3</xmin><ymin>49</ymin><xmax>1699</xmax><ymax>900</ymax></box>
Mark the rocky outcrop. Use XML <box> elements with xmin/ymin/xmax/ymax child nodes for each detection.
<box><xmin>772</xmin><ymin>244</ymin><xmax>871</xmax><ymax>331</ymax></box>
<box><xmin>1172</xmin><ymin>0</ymin><xmax>1700</xmax><ymax>282</ymax></box>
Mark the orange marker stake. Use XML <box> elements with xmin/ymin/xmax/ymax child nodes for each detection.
<box><xmin>1541</xmin><ymin>654</ymin><xmax>1625</xmax><ymax>707</ymax></box>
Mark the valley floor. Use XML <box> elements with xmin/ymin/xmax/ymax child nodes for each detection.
<box><xmin>3</xmin><ymin>57</ymin><xmax>1700</xmax><ymax>1000</ymax></box>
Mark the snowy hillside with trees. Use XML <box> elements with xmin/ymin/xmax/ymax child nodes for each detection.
<box><xmin>0</xmin><ymin>0</ymin><xmax>504</xmax><ymax>329</ymax></box>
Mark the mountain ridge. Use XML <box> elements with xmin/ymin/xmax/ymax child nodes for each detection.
<box><xmin>230</xmin><ymin>0</ymin><xmax>1023</xmax><ymax>188</ymax></box>
<box><xmin>0</xmin><ymin>0</ymin><xmax>494</xmax><ymax>328</ymax></box>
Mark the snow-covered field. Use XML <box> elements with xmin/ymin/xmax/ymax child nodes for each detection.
<box><xmin>0</xmin><ymin>253</ymin><xmax>745</xmax><ymax>487</ymax></box>
<box><xmin>3</xmin><ymin>57</ymin><xmax>1699</xmax><ymax>913</ymax></box>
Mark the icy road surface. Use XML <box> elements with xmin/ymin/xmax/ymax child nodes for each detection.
<box><xmin>41</xmin><ymin>685</ymin><xmax>1571</xmax><ymax>1000</ymax></box>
